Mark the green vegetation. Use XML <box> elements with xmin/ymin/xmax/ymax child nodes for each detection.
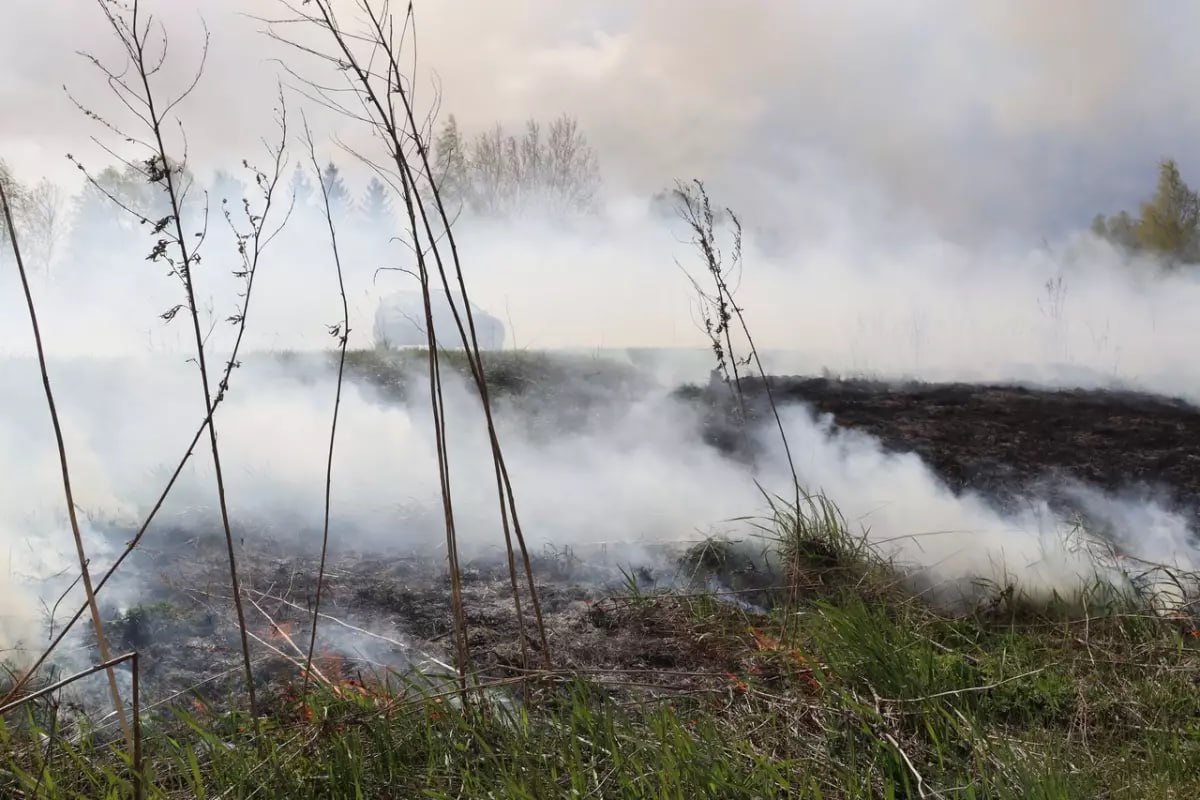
<box><xmin>1093</xmin><ymin>158</ymin><xmax>1200</xmax><ymax>266</ymax></box>
<box><xmin>3</xmin><ymin>495</ymin><xmax>1198</xmax><ymax>799</ymax></box>
<box><xmin>339</xmin><ymin>345</ymin><xmax>646</xmax><ymax>399</ymax></box>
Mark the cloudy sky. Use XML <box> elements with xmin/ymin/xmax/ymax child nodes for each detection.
<box><xmin>1</xmin><ymin>0</ymin><xmax>1198</xmax><ymax>241</ymax></box>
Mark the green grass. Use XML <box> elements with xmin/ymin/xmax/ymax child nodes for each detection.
<box><xmin>337</xmin><ymin>346</ymin><xmax>645</xmax><ymax>399</ymax></box>
<box><xmin>3</xmin><ymin>493</ymin><xmax>1199</xmax><ymax>798</ymax></box>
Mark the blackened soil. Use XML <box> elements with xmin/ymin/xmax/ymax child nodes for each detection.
<box><xmin>727</xmin><ymin>376</ymin><xmax>1200</xmax><ymax>518</ymax></box>
<box><xmin>89</xmin><ymin>535</ymin><xmax>746</xmax><ymax>710</ymax></box>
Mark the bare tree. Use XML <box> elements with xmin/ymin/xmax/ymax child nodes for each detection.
<box><xmin>439</xmin><ymin>114</ymin><xmax>599</xmax><ymax>219</ymax></box>
<box><xmin>468</xmin><ymin>123</ymin><xmax>511</xmax><ymax>217</ymax></box>
<box><xmin>543</xmin><ymin>114</ymin><xmax>599</xmax><ymax>215</ymax></box>
<box><xmin>22</xmin><ymin>179</ymin><xmax>68</xmax><ymax>277</ymax></box>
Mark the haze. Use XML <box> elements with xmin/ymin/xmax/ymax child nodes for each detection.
<box><xmin>3</xmin><ymin>0</ymin><xmax>1199</xmax><ymax>241</ymax></box>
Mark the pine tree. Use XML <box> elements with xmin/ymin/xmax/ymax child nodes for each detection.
<box><xmin>433</xmin><ymin>114</ymin><xmax>468</xmax><ymax>209</ymax></box>
<box><xmin>361</xmin><ymin>177</ymin><xmax>393</xmax><ymax>226</ymax></box>
<box><xmin>289</xmin><ymin>163</ymin><xmax>315</xmax><ymax>211</ymax></box>
<box><xmin>211</xmin><ymin>169</ymin><xmax>247</xmax><ymax>209</ymax></box>
<box><xmin>322</xmin><ymin>161</ymin><xmax>351</xmax><ymax>216</ymax></box>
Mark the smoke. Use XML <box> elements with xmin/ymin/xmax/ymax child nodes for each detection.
<box><xmin>5</xmin><ymin>1</ymin><xmax>1200</xmax><ymax>239</ymax></box>
<box><xmin>4</xmin><ymin>173</ymin><xmax>1200</xmax><ymax>655</ymax></box>
<box><xmin>9</xmin><ymin>184</ymin><xmax>1200</xmax><ymax>401</ymax></box>
<box><xmin>4</xmin><ymin>0</ymin><xmax>1200</xmax><ymax>669</ymax></box>
<box><xmin>0</xmin><ymin>336</ymin><xmax>1196</xmax><ymax>655</ymax></box>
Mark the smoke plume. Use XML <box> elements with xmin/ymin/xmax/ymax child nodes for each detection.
<box><xmin>3</xmin><ymin>0</ymin><xmax>1200</xmax><ymax>663</ymax></box>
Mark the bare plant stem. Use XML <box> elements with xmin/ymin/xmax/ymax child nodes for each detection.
<box><xmin>272</xmin><ymin>1</ymin><xmax>468</xmax><ymax>687</ymax></box>
<box><xmin>351</xmin><ymin>0</ymin><xmax>549</xmax><ymax>667</ymax></box>
<box><xmin>0</xmin><ymin>651</ymin><xmax>143</xmax><ymax>799</ymax></box>
<box><xmin>4</xmin><ymin>8</ymin><xmax>293</xmax><ymax>721</ymax></box>
<box><xmin>2</xmin><ymin>122</ymin><xmax>288</xmax><ymax>708</ymax></box>
<box><xmin>675</xmin><ymin>180</ymin><xmax>803</xmax><ymax>638</ymax></box>
<box><xmin>676</xmin><ymin>181</ymin><xmax>799</xmax><ymax>501</ymax></box>
<box><xmin>301</xmin><ymin>117</ymin><xmax>352</xmax><ymax>689</ymax></box>
<box><xmin>388</xmin><ymin>47</ymin><xmax>551</xmax><ymax>666</ymax></box>
<box><xmin>265</xmin><ymin>0</ymin><xmax>552</xmax><ymax>677</ymax></box>
<box><xmin>101</xmin><ymin>0</ymin><xmax>258</xmax><ymax>724</ymax></box>
<box><xmin>724</xmin><ymin>274</ymin><xmax>800</xmax><ymax>500</ymax></box>
<box><xmin>0</xmin><ymin>181</ymin><xmax>134</xmax><ymax>751</ymax></box>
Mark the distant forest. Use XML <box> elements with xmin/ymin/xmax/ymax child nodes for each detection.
<box><xmin>5</xmin><ymin>121</ymin><xmax>1200</xmax><ymax>272</ymax></box>
<box><xmin>0</xmin><ymin>113</ymin><xmax>603</xmax><ymax>274</ymax></box>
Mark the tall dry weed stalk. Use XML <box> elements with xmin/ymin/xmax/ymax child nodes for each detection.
<box><xmin>2</xmin><ymin>5</ymin><xmax>293</xmax><ymax>725</ymax></box>
<box><xmin>301</xmin><ymin>115</ymin><xmax>352</xmax><ymax>688</ymax></box>
<box><xmin>265</xmin><ymin>0</ymin><xmax>551</xmax><ymax>683</ymax></box>
<box><xmin>73</xmin><ymin>0</ymin><xmax>260</xmax><ymax>722</ymax></box>
<box><xmin>674</xmin><ymin>180</ymin><xmax>807</xmax><ymax>635</ymax></box>
<box><xmin>674</xmin><ymin>179</ymin><xmax>799</xmax><ymax>499</ymax></box>
<box><xmin>1</xmin><ymin>174</ymin><xmax>134</xmax><ymax>753</ymax></box>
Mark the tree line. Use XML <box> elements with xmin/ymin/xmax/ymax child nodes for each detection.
<box><xmin>431</xmin><ymin>113</ymin><xmax>599</xmax><ymax>218</ymax></box>
<box><xmin>0</xmin><ymin>113</ymin><xmax>602</xmax><ymax>273</ymax></box>
<box><xmin>0</xmin><ymin>160</ymin><xmax>68</xmax><ymax>274</ymax></box>
<box><xmin>17</xmin><ymin>124</ymin><xmax>1196</xmax><ymax>273</ymax></box>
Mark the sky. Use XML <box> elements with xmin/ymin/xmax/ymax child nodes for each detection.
<box><xmin>2</xmin><ymin>0</ymin><xmax>1199</xmax><ymax>242</ymax></box>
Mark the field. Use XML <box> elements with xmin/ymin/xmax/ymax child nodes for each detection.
<box><xmin>2</xmin><ymin>351</ymin><xmax>1200</xmax><ymax>798</ymax></box>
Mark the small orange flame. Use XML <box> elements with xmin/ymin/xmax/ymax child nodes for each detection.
<box><xmin>269</xmin><ymin>621</ymin><xmax>296</xmax><ymax>641</ymax></box>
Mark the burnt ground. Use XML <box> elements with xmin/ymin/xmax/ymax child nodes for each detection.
<box><xmin>67</xmin><ymin>530</ymin><xmax>761</xmax><ymax>716</ymax></box>
<box><xmin>45</xmin><ymin>362</ymin><xmax>1200</xmax><ymax>718</ymax></box>
<box><xmin>336</xmin><ymin>349</ymin><xmax>1200</xmax><ymax>519</ymax></box>
<box><xmin>773</xmin><ymin>377</ymin><xmax>1200</xmax><ymax>501</ymax></box>
<box><xmin>686</xmin><ymin>375</ymin><xmax>1200</xmax><ymax>525</ymax></box>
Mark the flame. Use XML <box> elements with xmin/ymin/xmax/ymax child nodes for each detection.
<box><xmin>748</xmin><ymin>626</ymin><xmax>822</xmax><ymax>694</ymax></box>
<box><xmin>269</xmin><ymin>620</ymin><xmax>296</xmax><ymax>641</ymax></box>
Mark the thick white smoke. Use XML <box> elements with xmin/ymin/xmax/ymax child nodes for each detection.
<box><xmin>1</xmin><ymin>331</ymin><xmax>1197</xmax><ymax>656</ymax></box>
<box><xmin>4</xmin><ymin>0</ymin><xmax>1200</xmax><ymax>664</ymax></box>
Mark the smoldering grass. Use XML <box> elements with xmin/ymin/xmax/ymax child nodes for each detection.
<box><xmin>3</xmin><ymin>541</ymin><xmax>1198</xmax><ymax>799</ymax></box>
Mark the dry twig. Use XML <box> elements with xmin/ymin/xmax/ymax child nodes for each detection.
<box><xmin>300</xmin><ymin>115</ymin><xmax>352</xmax><ymax>690</ymax></box>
